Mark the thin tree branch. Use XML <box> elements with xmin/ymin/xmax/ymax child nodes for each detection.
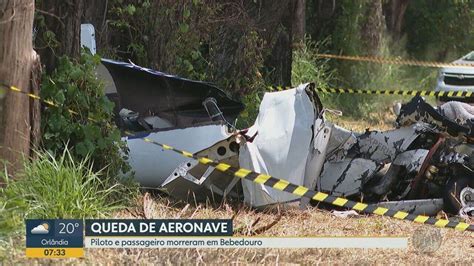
<box><xmin>35</xmin><ymin>8</ymin><xmax>66</xmax><ymax>27</ymax></box>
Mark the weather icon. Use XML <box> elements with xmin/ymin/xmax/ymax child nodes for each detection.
<box><xmin>31</xmin><ymin>222</ymin><xmax>50</xmax><ymax>234</ymax></box>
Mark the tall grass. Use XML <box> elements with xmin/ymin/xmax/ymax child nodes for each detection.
<box><xmin>292</xmin><ymin>38</ymin><xmax>335</xmax><ymax>89</ymax></box>
<box><xmin>290</xmin><ymin>37</ymin><xmax>418</xmax><ymax>125</ymax></box>
<box><xmin>324</xmin><ymin>2</ymin><xmax>440</xmax><ymax>120</ymax></box>
<box><xmin>291</xmin><ymin>38</ymin><xmax>349</xmax><ymax>113</ymax></box>
<box><xmin>0</xmin><ymin>147</ymin><xmax>137</xmax><ymax>237</ymax></box>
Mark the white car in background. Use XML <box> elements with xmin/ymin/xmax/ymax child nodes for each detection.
<box><xmin>436</xmin><ymin>51</ymin><xmax>474</xmax><ymax>102</ymax></box>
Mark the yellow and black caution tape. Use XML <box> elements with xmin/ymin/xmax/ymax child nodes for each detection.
<box><xmin>3</xmin><ymin>84</ymin><xmax>474</xmax><ymax>232</ymax></box>
<box><xmin>5</xmin><ymin>85</ymin><xmax>99</xmax><ymax>121</ymax></box>
<box><xmin>316</xmin><ymin>87</ymin><xmax>473</xmax><ymax>97</ymax></box>
<box><xmin>315</xmin><ymin>53</ymin><xmax>474</xmax><ymax>68</ymax></box>
<box><xmin>129</xmin><ymin>134</ymin><xmax>474</xmax><ymax>232</ymax></box>
<box><xmin>268</xmin><ymin>85</ymin><xmax>474</xmax><ymax>98</ymax></box>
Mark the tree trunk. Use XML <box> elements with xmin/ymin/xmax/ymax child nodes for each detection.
<box><xmin>0</xmin><ymin>0</ymin><xmax>41</xmax><ymax>176</ymax></box>
<box><xmin>292</xmin><ymin>0</ymin><xmax>306</xmax><ymax>44</ymax></box>
<box><xmin>384</xmin><ymin>0</ymin><xmax>410</xmax><ymax>41</ymax></box>
<box><xmin>261</xmin><ymin>0</ymin><xmax>295</xmax><ymax>87</ymax></box>
<box><xmin>36</xmin><ymin>0</ymin><xmax>84</xmax><ymax>73</ymax></box>
<box><xmin>83</xmin><ymin>0</ymin><xmax>108</xmax><ymax>51</ymax></box>
<box><xmin>361</xmin><ymin>0</ymin><xmax>385</xmax><ymax>56</ymax></box>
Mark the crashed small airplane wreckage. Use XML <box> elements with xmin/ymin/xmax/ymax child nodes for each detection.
<box><xmin>101</xmin><ymin>62</ymin><xmax>473</xmax><ymax>217</ymax></box>
<box><xmin>100</xmin><ymin>59</ymin><xmax>244</xmax><ymax>187</ymax></box>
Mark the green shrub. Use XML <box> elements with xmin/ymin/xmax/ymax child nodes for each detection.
<box><xmin>0</xmin><ymin>148</ymin><xmax>136</xmax><ymax>237</ymax></box>
<box><xmin>107</xmin><ymin>0</ymin><xmax>218</xmax><ymax>81</ymax></box>
<box><xmin>292</xmin><ymin>38</ymin><xmax>334</xmax><ymax>88</ymax></box>
<box><xmin>291</xmin><ymin>37</ymin><xmax>339</xmax><ymax>109</ymax></box>
<box><xmin>235</xmin><ymin>90</ymin><xmax>263</xmax><ymax>129</ymax></box>
<box><xmin>40</xmin><ymin>51</ymin><xmax>129</xmax><ymax>177</ymax></box>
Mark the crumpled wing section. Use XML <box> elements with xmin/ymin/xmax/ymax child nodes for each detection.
<box><xmin>101</xmin><ymin>58</ymin><xmax>244</xmax><ymax>128</ymax></box>
<box><xmin>397</xmin><ymin>96</ymin><xmax>472</xmax><ymax>137</ymax></box>
<box><xmin>239</xmin><ymin>84</ymin><xmax>315</xmax><ymax>207</ymax></box>
<box><xmin>439</xmin><ymin>101</ymin><xmax>474</xmax><ymax>128</ymax></box>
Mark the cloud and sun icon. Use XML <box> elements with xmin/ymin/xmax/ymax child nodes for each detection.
<box><xmin>30</xmin><ymin>222</ymin><xmax>50</xmax><ymax>234</ymax></box>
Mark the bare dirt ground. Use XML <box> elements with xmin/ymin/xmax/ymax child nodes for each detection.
<box><xmin>3</xmin><ymin>112</ymin><xmax>474</xmax><ymax>264</ymax></box>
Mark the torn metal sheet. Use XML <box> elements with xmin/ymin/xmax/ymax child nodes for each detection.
<box><xmin>397</xmin><ymin>96</ymin><xmax>472</xmax><ymax>137</ymax></box>
<box><xmin>356</xmin><ymin>126</ymin><xmax>421</xmax><ymax>162</ymax></box>
<box><xmin>375</xmin><ymin>198</ymin><xmax>444</xmax><ymax>216</ymax></box>
<box><xmin>367</xmin><ymin>149</ymin><xmax>428</xmax><ymax>197</ymax></box>
<box><xmin>392</xmin><ymin>149</ymin><xmax>429</xmax><ymax>172</ymax></box>
<box><xmin>125</xmin><ymin>124</ymin><xmax>232</xmax><ymax>187</ymax></box>
<box><xmin>101</xmin><ymin>59</ymin><xmax>244</xmax><ymax>129</ymax></box>
<box><xmin>325</xmin><ymin>123</ymin><xmax>358</xmax><ymax>163</ymax></box>
<box><xmin>318</xmin><ymin>158</ymin><xmax>379</xmax><ymax>197</ymax></box>
<box><xmin>234</xmin><ymin>84</ymin><xmax>470</xmax><ymax>212</ymax></box>
<box><xmin>439</xmin><ymin>101</ymin><xmax>474</xmax><ymax>127</ymax></box>
<box><xmin>161</xmin><ymin>136</ymin><xmax>243</xmax><ymax>202</ymax></box>
<box><xmin>240</xmin><ymin>83</ymin><xmax>316</xmax><ymax>207</ymax></box>
<box><xmin>300</xmin><ymin>119</ymin><xmax>332</xmax><ymax>208</ymax></box>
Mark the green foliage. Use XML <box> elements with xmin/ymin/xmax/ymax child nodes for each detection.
<box><xmin>291</xmin><ymin>37</ymin><xmax>344</xmax><ymax>110</ymax></box>
<box><xmin>34</xmin><ymin>12</ymin><xmax>59</xmax><ymax>50</ymax></box>
<box><xmin>327</xmin><ymin>1</ymin><xmax>408</xmax><ymax>118</ymax></box>
<box><xmin>303</xmin><ymin>0</ymin><xmax>471</xmax><ymax>120</ymax></box>
<box><xmin>0</xmin><ymin>148</ymin><xmax>137</xmax><ymax>237</ymax></box>
<box><xmin>236</xmin><ymin>90</ymin><xmax>263</xmax><ymax>129</ymax></box>
<box><xmin>210</xmin><ymin>30</ymin><xmax>266</xmax><ymax>95</ymax></box>
<box><xmin>106</xmin><ymin>0</ymin><xmax>216</xmax><ymax>81</ymax></box>
<box><xmin>404</xmin><ymin>1</ymin><xmax>474</xmax><ymax>61</ymax></box>
<box><xmin>292</xmin><ymin>38</ymin><xmax>335</xmax><ymax>89</ymax></box>
<box><xmin>0</xmin><ymin>171</ymin><xmax>27</xmax><ymax>238</ymax></box>
<box><xmin>40</xmin><ymin>51</ymin><xmax>130</xmax><ymax>177</ymax></box>
<box><xmin>105</xmin><ymin>1</ymin><xmax>268</xmax><ymax>97</ymax></box>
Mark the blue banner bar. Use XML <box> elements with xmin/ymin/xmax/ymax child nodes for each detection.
<box><xmin>85</xmin><ymin>219</ymin><xmax>233</xmax><ymax>236</ymax></box>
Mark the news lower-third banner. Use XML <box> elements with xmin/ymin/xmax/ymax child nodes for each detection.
<box><xmin>25</xmin><ymin>219</ymin><xmax>408</xmax><ymax>258</ymax></box>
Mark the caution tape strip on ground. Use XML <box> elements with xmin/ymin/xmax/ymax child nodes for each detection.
<box><xmin>268</xmin><ymin>86</ymin><xmax>474</xmax><ymax>97</ymax></box>
<box><xmin>3</xmin><ymin>84</ymin><xmax>473</xmax><ymax>232</ymax></box>
<box><xmin>315</xmin><ymin>53</ymin><xmax>474</xmax><ymax>68</ymax></box>
<box><xmin>131</xmin><ymin>134</ymin><xmax>474</xmax><ymax>232</ymax></box>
